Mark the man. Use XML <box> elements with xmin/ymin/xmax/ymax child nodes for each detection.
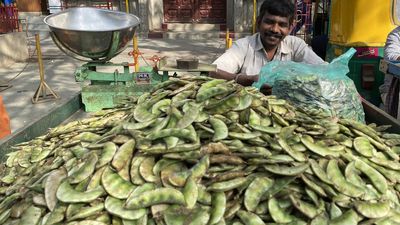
<box><xmin>211</xmin><ymin>0</ymin><xmax>325</xmax><ymax>93</ymax></box>
<box><xmin>0</xmin><ymin>96</ymin><xmax>11</xmax><ymax>139</ymax></box>
<box><xmin>379</xmin><ymin>26</ymin><xmax>400</xmax><ymax>118</ymax></box>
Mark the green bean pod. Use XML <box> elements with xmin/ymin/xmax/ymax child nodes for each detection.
<box><xmin>125</xmin><ymin>188</ymin><xmax>185</xmax><ymax>209</ymax></box>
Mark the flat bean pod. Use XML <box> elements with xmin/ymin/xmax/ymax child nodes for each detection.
<box><xmin>209</xmin><ymin>117</ymin><xmax>228</xmax><ymax>141</ymax></box>
<box><xmin>301</xmin><ymin>136</ymin><xmax>340</xmax><ymax>157</ymax></box>
<box><xmin>183</xmin><ymin>175</ymin><xmax>198</xmax><ymax>209</ymax></box>
<box><xmin>186</xmin><ymin>206</ymin><xmax>210</xmax><ymax>225</ymax></box>
<box><xmin>56</xmin><ymin>181</ymin><xmax>103</xmax><ymax>203</ymax></box>
<box><xmin>20</xmin><ymin>206</ymin><xmax>41</xmax><ymax>225</ymax></box>
<box><xmin>309</xmin><ymin>159</ymin><xmax>333</xmax><ymax>185</ymax></box>
<box><xmin>369</xmin><ymin>157</ymin><xmax>400</xmax><ymax>171</ymax></box>
<box><xmin>326</xmin><ymin>160</ymin><xmax>364</xmax><ymax>198</ymax></box>
<box><xmin>236</xmin><ymin>210</ymin><xmax>265</xmax><ymax>225</ymax></box>
<box><xmin>105</xmin><ymin>196</ymin><xmax>146</xmax><ymax>220</ymax></box>
<box><xmin>354</xmin><ymin>158</ymin><xmax>387</xmax><ymax>194</ymax></box>
<box><xmin>111</xmin><ymin>140</ymin><xmax>135</xmax><ymax>172</ymax></box>
<box><xmin>207</xmin><ymin>177</ymin><xmax>248</xmax><ymax>192</ymax></box>
<box><xmin>68</xmin><ymin>152</ymin><xmax>98</xmax><ymax>184</ymax></box>
<box><xmin>96</xmin><ymin>142</ymin><xmax>118</xmax><ymax>169</ymax></box>
<box><xmin>263</xmin><ymin>163</ymin><xmax>310</xmax><ymax>176</ymax></box>
<box><xmin>101</xmin><ymin>167</ymin><xmax>136</xmax><ymax>199</ymax></box>
<box><xmin>152</xmin><ymin>158</ymin><xmax>178</xmax><ymax>177</ymax></box>
<box><xmin>353</xmin><ymin>137</ymin><xmax>375</xmax><ymax>157</ymax></box>
<box><xmin>354</xmin><ymin>201</ymin><xmax>390</xmax><ymax>219</ymax></box>
<box><xmin>196</xmin><ymin>86</ymin><xmax>230</xmax><ymax>102</ymax></box>
<box><xmin>138</xmin><ymin>157</ymin><xmax>160</xmax><ymax>183</ymax></box>
<box><xmin>45</xmin><ymin>167</ymin><xmax>67</xmax><ymax>211</ymax></box>
<box><xmin>289</xmin><ymin>195</ymin><xmax>321</xmax><ymax>219</ymax></box>
<box><xmin>209</xmin><ymin>192</ymin><xmax>226</xmax><ymax>225</ymax></box>
<box><xmin>146</xmin><ymin>128</ymin><xmax>196</xmax><ymax>142</ymax></box>
<box><xmin>329</xmin><ymin>209</ymin><xmax>359</xmax><ymax>225</ymax></box>
<box><xmin>244</xmin><ymin>177</ymin><xmax>274</xmax><ymax>212</ymax></box>
<box><xmin>125</xmin><ymin>188</ymin><xmax>185</xmax><ymax>209</ymax></box>
<box><xmin>277</xmin><ymin>137</ymin><xmax>306</xmax><ymax>162</ymax></box>
<box><xmin>68</xmin><ymin>202</ymin><xmax>104</xmax><ymax>221</ymax></box>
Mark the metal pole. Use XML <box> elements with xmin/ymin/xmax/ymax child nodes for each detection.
<box><xmin>35</xmin><ymin>34</ymin><xmax>45</xmax><ymax>84</ymax></box>
<box><xmin>252</xmin><ymin>0</ymin><xmax>257</xmax><ymax>34</ymax></box>
<box><xmin>134</xmin><ymin>34</ymin><xmax>139</xmax><ymax>72</ymax></box>
<box><xmin>124</xmin><ymin>0</ymin><xmax>139</xmax><ymax>72</ymax></box>
<box><xmin>226</xmin><ymin>28</ymin><xmax>229</xmax><ymax>49</ymax></box>
<box><xmin>32</xmin><ymin>34</ymin><xmax>58</xmax><ymax>103</ymax></box>
<box><xmin>125</xmin><ymin>0</ymin><xmax>129</xmax><ymax>13</ymax></box>
<box><xmin>226</xmin><ymin>28</ymin><xmax>232</xmax><ymax>49</ymax></box>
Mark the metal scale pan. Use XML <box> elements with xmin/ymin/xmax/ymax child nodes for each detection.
<box><xmin>44</xmin><ymin>7</ymin><xmax>141</xmax><ymax>62</ymax></box>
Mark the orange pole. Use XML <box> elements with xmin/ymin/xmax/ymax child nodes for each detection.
<box><xmin>133</xmin><ymin>34</ymin><xmax>139</xmax><ymax>72</ymax></box>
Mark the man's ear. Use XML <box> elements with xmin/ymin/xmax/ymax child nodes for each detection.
<box><xmin>256</xmin><ymin>17</ymin><xmax>262</xmax><ymax>31</ymax></box>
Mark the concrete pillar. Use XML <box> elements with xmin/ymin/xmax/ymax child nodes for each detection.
<box><xmin>0</xmin><ymin>32</ymin><xmax>29</xmax><ymax>68</ymax></box>
<box><xmin>227</xmin><ymin>0</ymin><xmax>234</xmax><ymax>30</ymax></box>
<box><xmin>234</xmin><ymin>0</ymin><xmax>253</xmax><ymax>33</ymax></box>
<box><xmin>137</xmin><ymin>0</ymin><xmax>149</xmax><ymax>33</ymax></box>
<box><xmin>147</xmin><ymin>0</ymin><xmax>163</xmax><ymax>31</ymax></box>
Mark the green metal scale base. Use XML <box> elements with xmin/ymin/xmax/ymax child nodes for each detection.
<box><xmin>75</xmin><ymin>62</ymin><xmax>168</xmax><ymax>112</ymax></box>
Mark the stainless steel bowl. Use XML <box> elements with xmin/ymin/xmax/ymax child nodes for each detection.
<box><xmin>44</xmin><ymin>7</ymin><xmax>140</xmax><ymax>62</ymax></box>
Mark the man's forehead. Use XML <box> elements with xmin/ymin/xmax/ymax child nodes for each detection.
<box><xmin>262</xmin><ymin>13</ymin><xmax>290</xmax><ymax>23</ymax></box>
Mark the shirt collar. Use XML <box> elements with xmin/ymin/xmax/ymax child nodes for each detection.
<box><xmin>280</xmin><ymin>39</ymin><xmax>291</xmax><ymax>54</ymax></box>
<box><xmin>255</xmin><ymin>33</ymin><xmax>291</xmax><ymax>55</ymax></box>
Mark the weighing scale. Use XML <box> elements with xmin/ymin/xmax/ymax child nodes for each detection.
<box><xmin>44</xmin><ymin>7</ymin><xmax>168</xmax><ymax>112</ymax></box>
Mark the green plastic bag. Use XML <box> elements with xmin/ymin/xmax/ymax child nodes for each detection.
<box><xmin>253</xmin><ymin>48</ymin><xmax>365</xmax><ymax>122</ymax></box>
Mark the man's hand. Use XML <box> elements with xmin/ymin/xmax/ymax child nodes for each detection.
<box><xmin>210</xmin><ymin>69</ymin><xmax>272</xmax><ymax>94</ymax></box>
<box><xmin>253</xmin><ymin>75</ymin><xmax>272</xmax><ymax>95</ymax></box>
<box><xmin>260</xmin><ymin>83</ymin><xmax>272</xmax><ymax>95</ymax></box>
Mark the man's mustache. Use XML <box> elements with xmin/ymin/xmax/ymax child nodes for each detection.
<box><xmin>264</xmin><ymin>31</ymin><xmax>283</xmax><ymax>39</ymax></box>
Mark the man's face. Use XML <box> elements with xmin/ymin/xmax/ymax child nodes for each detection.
<box><xmin>258</xmin><ymin>12</ymin><xmax>293</xmax><ymax>48</ymax></box>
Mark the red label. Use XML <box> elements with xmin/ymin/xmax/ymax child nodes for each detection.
<box><xmin>355</xmin><ymin>47</ymin><xmax>379</xmax><ymax>58</ymax></box>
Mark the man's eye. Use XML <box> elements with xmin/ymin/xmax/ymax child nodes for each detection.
<box><xmin>264</xmin><ymin>19</ymin><xmax>274</xmax><ymax>24</ymax></box>
<box><xmin>279</xmin><ymin>23</ymin><xmax>289</xmax><ymax>27</ymax></box>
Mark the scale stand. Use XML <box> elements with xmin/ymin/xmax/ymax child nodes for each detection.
<box><xmin>32</xmin><ymin>34</ymin><xmax>58</xmax><ymax>104</ymax></box>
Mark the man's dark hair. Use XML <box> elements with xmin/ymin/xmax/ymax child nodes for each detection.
<box><xmin>258</xmin><ymin>0</ymin><xmax>295</xmax><ymax>23</ymax></box>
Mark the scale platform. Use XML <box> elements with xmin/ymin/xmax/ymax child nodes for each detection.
<box><xmin>157</xmin><ymin>57</ymin><xmax>217</xmax><ymax>77</ymax></box>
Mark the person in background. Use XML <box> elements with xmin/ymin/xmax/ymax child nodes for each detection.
<box><xmin>211</xmin><ymin>0</ymin><xmax>325</xmax><ymax>94</ymax></box>
<box><xmin>379</xmin><ymin>26</ymin><xmax>400</xmax><ymax>118</ymax></box>
<box><xmin>0</xmin><ymin>96</ymin><xmax>11</xmax><ymax>139</ymax></box>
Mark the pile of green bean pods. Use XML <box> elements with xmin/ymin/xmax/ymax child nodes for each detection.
<box><xmin>1</xmin><ymin>76</ymin><xmax>400</xmax><ymax>225</ymax></box>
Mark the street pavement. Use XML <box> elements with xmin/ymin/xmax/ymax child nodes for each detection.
<box><xmin>0</xmin><ymin>35</ymin><xmax>226</xmax><ymax>136</ymax></box>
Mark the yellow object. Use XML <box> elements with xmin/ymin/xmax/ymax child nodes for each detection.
<box><xmin>125</xmin><ymin>0</ymin><xmax>129</xmax><ymax>13</ymax></box>
<box><xmin>226</xmin><ymin>28</ymin><xmax>232</xmax><ymax>49</ymax></box>
<box><xmin>32</xmin><ymin>34</ymin><xmax>58</xmax><ymax>103</ymax></box>
<box><xmin>133</xmin><ymin>34</ymin><xmax>139</xmax><ymax>72</ymax></box>
<box><xmin>329</xmin><ymin>0</ymin><xmax>397</xmax><ymax>47</ymax></box>
<box><xmin>252</xmin><ymin>0</ymin><xmax>257</xmax><ymax>34</ymax></box>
